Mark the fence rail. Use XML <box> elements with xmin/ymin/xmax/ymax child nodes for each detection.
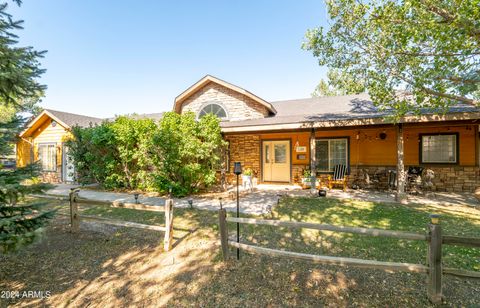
<box><xmin>74</xmin><ymin>196</ymin><xmax>166</xmax><ymax>212</ymax></box>
<box><xmin>226</xmin><ymin>217</ymin><xmax>427</xmax><ymax>241</ymax></box>
<box><xmin>442</xmin><ymin>235</ymin><xmax>480</xmax><ymax>248</ymax></box>
<box><xmin>219</xmin><ymin>209</ymin><xmax>480</xmax><ymax>305</ymax></box>
<box><xmin>229</xmin><ymin>241</ymin><xmax>429</xmax><ymax>273</ymax></box>
<box><xmin>69</xmin><ymin>189</ymin><xmax>174</xmax><ymax>251</ymax></box>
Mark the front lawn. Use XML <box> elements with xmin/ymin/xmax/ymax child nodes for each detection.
<box><xmin>83</xmin><ymin>196</ymin><xmax>480</xmax><ymax>271</ymax></box>
<box><xmin>1</xmin><ymin>196</ymin><xmax>479</xmax><ymax>306</ymax></box>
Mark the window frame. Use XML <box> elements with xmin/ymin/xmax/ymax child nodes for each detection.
<box><xmin>419</xmin><ymin>133</ymin><xmax>459</xmax><ymax>165</ymax></box>
<box><xmin>315</xmin><ymin>137</ymin><xmax>350</xmax><ymax>174</ymax></box>
<box><xmin>37</xmin><ymin>142</ymin><xmax>57</xmax><ymax>172</ymax></box>
<box><xmin>197</xmin><ymin>102</ymin><xmax>229</xmax><ymax>121</ymax></box>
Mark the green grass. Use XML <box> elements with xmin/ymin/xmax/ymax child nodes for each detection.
<box><xmin>81</xmin><ymin>196</ymin><xmax>480</xmax><ymax>272</ymax></box>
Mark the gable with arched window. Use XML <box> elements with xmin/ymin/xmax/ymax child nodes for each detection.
<box><xmin>198</xmin><ymin>102</ymin><xmax>228</xmax><ymax>120</ymax></box>
<box><xmin>174</xmin><ymin>75</ymin><xmax>276</xmax><ymax>121</ymax></box>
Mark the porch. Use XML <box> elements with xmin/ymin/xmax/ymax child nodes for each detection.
<box><xmin>224</xmin><ymin>120</ymin><xmax>480</xmax><ymax>195</ymax></box>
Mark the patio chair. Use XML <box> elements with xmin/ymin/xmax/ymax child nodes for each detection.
<box><xmin>406</xmin><ymin>166</ymin><xmax>424</xmax><ymax>194</ymax></box>
<box><xmin>327</xmin><ymin>164</ymin><xmax>348</xmax><ymax>191</ymax></box>
<box><xmin>387</xmin><ymin>169</ymin><xmax>397</xmax><ymax>191</ymax></box>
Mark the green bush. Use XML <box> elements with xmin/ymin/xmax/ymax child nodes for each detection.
<box><xmin>66</xmin><ymin>112</ymin><xmax>226</xmax><ymax>196</ymax></box>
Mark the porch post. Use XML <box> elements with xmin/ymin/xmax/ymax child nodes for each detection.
<box><xmin>310</xmin><ymin>127</ymin><xmax>317</xmax><ymax>194</ymax></box>
<box><xmin>396</xmin><ymin>123</ymin><xmax>407</xmax><ymax>203</ymax></box>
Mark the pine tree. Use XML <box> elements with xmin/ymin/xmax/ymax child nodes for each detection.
<box><xmin>0</xmin><ymin>0</ymin><xmax>54</xmax><ymax>253</ymax></box>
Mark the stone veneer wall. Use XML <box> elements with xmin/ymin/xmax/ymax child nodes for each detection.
<box><xmin>225</xmin><ymin>134</ymin><xmax>260</xmax><ymax>183</ymax></box>
<box><xmin>250</xmin><ymin>160</ymin><xmax>480</xmax><ymax>192</ymax></box>
<box><xmin>41</xmin><ymin>170</ymin><xmax>61</xmax><ymax>183</ymax></box>
<box><xmin>319</xmin><ymin>165</ymin><xmax>480</xmax><ymax>192</ymax></box>
<box><xmin>421</xmin><ymin>166</ymin><xmax>479</xmax><ymax>192</ymax></box>
<box><xmin>181</xmin><ymin>82</ymin><xmax>271</xmax><ymax>121</ymax></box>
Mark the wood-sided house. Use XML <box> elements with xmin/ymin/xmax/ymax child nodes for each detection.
<box><xmin>16</xmin><ymin>109</ymin><xmax>103</xmax><ymax>183</ymax></box>
<box><xmin>174</xmin><ymin>75</ymin><xmax>480</xmax><ymax>193</ymax></box>
<box><xmin>18</xmin><ymin>75</ymin><xmax>480</xmax><ymax>193</ymax></box>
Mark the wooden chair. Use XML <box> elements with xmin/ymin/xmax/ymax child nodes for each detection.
<box><xmin>327</xmin><ymin>164</ymin><xmax>348</xmax><ymax>191</ymax></box>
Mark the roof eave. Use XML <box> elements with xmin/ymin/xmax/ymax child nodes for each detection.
<box><xmin>220</xmin><ymin>112</ymin><xmax>480</xmax><ymax>133</ymax></box>
<box><xmin>19</xmin><ymin>110</ymin><xmax>71</xmax><ymax>138</ymax></box>
<box><xmin>173</xmin><ymin>75</ymin><xmax>277</xmax><ymax>115</ymax></box>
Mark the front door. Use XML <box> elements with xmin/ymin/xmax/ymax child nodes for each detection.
<box><xmin>62</xmin><ymin>144</ymin><xmax>75</xmax><ymax>182</ymax></box>
<box><xmin>262</xmin><ymin>140</ymin><xmax>290</xmax><ymax>182</ymax></box>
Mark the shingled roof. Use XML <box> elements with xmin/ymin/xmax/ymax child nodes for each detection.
<box><xmin>45</xmin><ymin>109</ymin><xmax>104</xmax><ymax>128</ymax></box>
<box><xmin>220</xmin><ymin>93</ymin><xmax>480</xmax><ymax>131</ymax></box>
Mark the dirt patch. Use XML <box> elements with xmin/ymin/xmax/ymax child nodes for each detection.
<box><xmin>1</xmin><ymin>207</ymin><xmax>479</xmax><ymax>307</ymax></box>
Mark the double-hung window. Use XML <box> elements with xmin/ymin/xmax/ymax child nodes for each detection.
<box><xmin>315</xmin><ymin>138</ymin><xmax>348</xmax><ymax>172</ymax></box>
<box><xmin>420</xmin><ymin>134</ymin><xmax>457</xmax><ymax>164</ymax></box>
<box><xmin>38</xmin><ymin>143</ymin><xmax>57</xmax><ymax>171</ymax></box>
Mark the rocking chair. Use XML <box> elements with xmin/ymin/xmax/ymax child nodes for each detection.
<box><xmin>327</xmin><ymin>164</ymin><xmax>348</xmax><ymax>191</ymax></box>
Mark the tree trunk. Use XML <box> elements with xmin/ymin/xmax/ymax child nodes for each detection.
<box><xmin>310</xmin><ymin>127</ymin><xmax>317</xmax><ymax>194</ymax></box>
<box><xmin>396</xmin><ymin>124</ymin><xmax>407</xmax><ymax>203</ymax></box>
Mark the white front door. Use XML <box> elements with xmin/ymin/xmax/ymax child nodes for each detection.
<box><xmin>262</xmin><ymin>140</ymin><xmax>290</xmax><ymax>182</ymax></box>
<box><xmin>62</xmin><ymin>145</ymin><xmax>75</xmax><ymax>182</ymax></box>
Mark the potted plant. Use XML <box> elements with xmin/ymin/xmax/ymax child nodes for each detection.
<box><xmin>301</xmin><ymin>170</ymin><xmax>313</xmax><ymax>188</ymax></box>
<box><xmin>242</xmin><ymin>168</ymin><xmax>254</xmax><ymax>190</ymax></box>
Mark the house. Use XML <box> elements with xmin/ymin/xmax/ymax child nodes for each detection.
<box><xmin>18</xmin><ymin>75</ymin><xmax>480</xmax><ymax>193</ymax></box>
<box><xmin>174</xmin><ymin>75</ymin><xmax>480</xmax><ymax>193</ymax></box>
<box><xmin>16</xmin><ymin>109</ymin><xmax>103</xmax><ymax>183</ymax></box>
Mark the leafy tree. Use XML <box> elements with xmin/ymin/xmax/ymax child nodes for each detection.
<box><xmin>312</xmin><ymin>69</ymin><xmax>366</xmax><ymax>97</ymax></box>
<box><xmin>150</xmin><ymin>112</ymin><xmax>226</xmax><ymax>197</ymax></box>
<box><xmin>67</xmin><ymin>118</ymin><xmax>156</xmax><ymax>190</ymax></box>
<box><xmin>0</xmin><ymin>0</ymin><xmax>53</xmax><ymax>253</ymax></box>
<box><xmin>109</xmin><ymin>116</ymin><xmax>156</xmax><ymax>190</ymax></box>
<box><xmin>303</xmin><ymin>0</ymin><xmax>480</xmax><ymax>116</ymax></box>
<box><xmin>67</xmin><ymin>112</ymin><xmax>226</xmax><ymax>197</ymax></box>
<box><xmin>67</xmin><ymin>123</ymin><xmax>117</xmax><ymax>186</ymax></box>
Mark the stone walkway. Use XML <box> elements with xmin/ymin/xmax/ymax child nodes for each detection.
<box><xmin>44</xmin><ymin>183</ymin><xmax>479</xmax><ymax>216</ymax></box>
<box><xmin>45</xmin><ymin>184</ymin><xmax>282</xmax><ymax>215</ymax></box>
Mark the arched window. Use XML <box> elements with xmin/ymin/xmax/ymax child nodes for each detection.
<box><xmin>198</xmin><ymin>103</ymin><xmax>228</xmax><ymax>120</ymax></box>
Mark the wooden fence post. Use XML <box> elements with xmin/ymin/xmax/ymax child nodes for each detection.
<box><xmin>69</xmin><ymin>188</ymin><xmax>80</xmax><ymax>233</ymax></box>
<box><xmin>427</xmin><ymin>214</ymin><xmax>443</xmax><ymax>304</ymax></box>
<box><xmin>163</xmin><ymin>199</ymin><xmax>174</xmax><ymax>252</ymax></box>
<box><xmin>218</xmin><ymin>208</ymin><xmax>229</xmax><ymax>261</ymax></box>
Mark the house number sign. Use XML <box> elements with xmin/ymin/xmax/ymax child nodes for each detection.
<box><xmin>296</xmin><ymin>146</ymin><xmax>307</xmax><ymax>153</ymax></box>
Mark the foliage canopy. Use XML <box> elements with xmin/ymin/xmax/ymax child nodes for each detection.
<box><xmin>303</xmin><ymin>0</ymin><xmax>480</xmax><ymax>116</ymax></box>
<box><xmin>0</xmin><ymin>0</ymin><xmax>53</xmax><ymax>253</ymax></box>
<box><xmin>67</xmin><ymin>112</ymin><xmax>226</xmax><ymax>197</ymax></box>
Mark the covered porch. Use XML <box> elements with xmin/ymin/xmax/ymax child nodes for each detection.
<box><xmin>224</xmin><ymin>120</ymin><xmax>480</xmax><ymax>196</ymax></box>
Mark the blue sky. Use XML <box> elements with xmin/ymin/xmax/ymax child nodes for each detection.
<box><xmin>10</xmin><ymin>1</ymin><xmax>328</xmax><ymax>118</ymax></box>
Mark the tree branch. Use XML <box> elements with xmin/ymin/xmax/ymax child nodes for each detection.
<box><xmin>419</xmin><ymin>0</ymin><xmax>480</xmax><ymax>41</ymax></box>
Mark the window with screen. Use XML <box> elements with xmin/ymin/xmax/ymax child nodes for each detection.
<box><xmin>315</xmin><ymin>138</ymin><xmax>348</xmax><ymax>172</ymax></box>
<box><xmin>421</xmin><ymin>134</ymin><xmax>457</xmax><ymax>163</ymax></box>
<box><xmin>38</xmin><ymin>143</ymin><xmax>57</xmax><ymax>171</ymax></box>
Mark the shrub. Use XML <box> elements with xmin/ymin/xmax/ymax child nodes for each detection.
<box><xmin>67</xmin><ymin>112</ymin><xmax>226</xmax><ymax>196</ymax></box>
<box><xmin>149</xmin><ymin>112</ymin><xmax>226</xmax><ymax>196</ymax></box>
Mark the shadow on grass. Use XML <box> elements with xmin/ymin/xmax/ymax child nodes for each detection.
<box><xmin>1</xmin><ymin>197</ymin><xmax>479</xmax><ymax>306</ymax></box>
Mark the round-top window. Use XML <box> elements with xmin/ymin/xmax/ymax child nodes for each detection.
<box><xmin>198</xmin><ymin>103</ymin><xmax>228</xmax><ymax>120</ymax></box>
